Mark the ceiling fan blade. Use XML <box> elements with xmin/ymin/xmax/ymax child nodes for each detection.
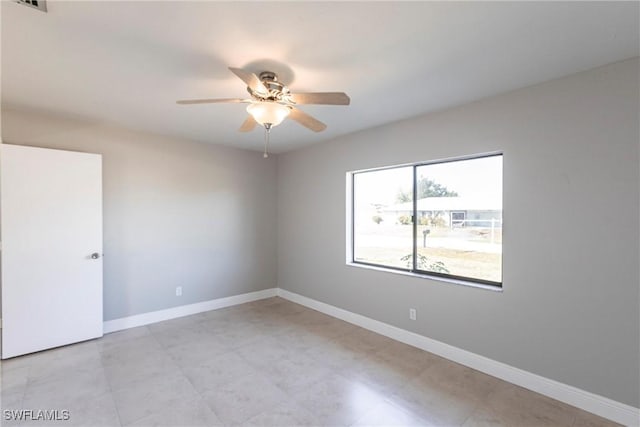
<box><xmin>228</xmin><ymin>67</ymin><xmax>268</xmax><ymax>96</ymax></box>
<box><xmin>288</xmin><ymin>107</ymin><xmax>327</xmax><ymax>132</ymax></box>
<box><xmin>176</xmin><ymin>98</ymin><xmax>249</xmax><ymax>105</ymax></box>
<box><xmin>289</xmin><ymin>92</ymin><xmax>350</xmax><ymax>105</ymax></box>
<box><xmin>239</xmin><ymin>115</ymin><xmax>258</xmax><ymax>132</ymax></box>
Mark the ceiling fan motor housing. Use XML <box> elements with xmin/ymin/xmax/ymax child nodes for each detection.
<box><xmin>247</xmin><ymin>71</ymin><xmax>288</xmax><ymax>101</ymax></box>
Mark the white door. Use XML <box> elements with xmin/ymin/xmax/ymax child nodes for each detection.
<box><xmin>1</xmin><ymin>144</ymin><xmax>103</xmax><ymax>359</ymax></box>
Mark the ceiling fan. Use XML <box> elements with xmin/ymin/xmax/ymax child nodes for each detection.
<box><xmin>176</xmin><ymin>67</ymin><xmax>350</xmax><ymax>157</ymax></box>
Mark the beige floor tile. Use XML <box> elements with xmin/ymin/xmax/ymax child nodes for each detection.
<box><xmin>126</xmin><ymin>396</ymin><xmax>223</xmax><ymax>427</ymax></box>
<box><xmin>243</xmin><ymin>401</ymin><xmax>322</xmax><ymax>427</ymax></box>
<box><xmin>388</xmin><ymin>360</ymin><xmax>498</xmax><ymax>426</ymax></box>
<box><xmin>226</xmin><ymin>307</ymin><xmax>279</xmax><ymax>325</ymax></box>
<box><xmin>2</xmin><ymin>342</ymin><xmax>102</xmax><ymax>389</ymax></box>
<box><xmin>20</xmin><ymin>392</ymin><xmax>121</xmax><ymax>427</ymax></box>
<box><xmin>68</xmin><ymin>392</ymin><xmax>121</xmax><ymax>427</ymax></box>
<box><xmin>390</xmin><ymin>387</ymin><xmax>481</xmax><ymax>426</ymax></box>
<box><xmin>473</xmin><ymin>383</ymin><xmax>583</xmax><ymax>427</ymax></box>
<box><xmin>352</xmin><ymin>399</ymin><xmax>434</xmax><ymax>426</ymax></box>
<box><xmin>1</xmin><ymin>365</ymin><xmax>30</xmax><ymax>394</ymax></box>
<box><xmin>104</xmin><ymin>352</ymin><xmax>181</xmax><ymax>391</ymax></box>
<box><xmin>275</xmin><ymin>328</ymin><xmax>334</xmax><ymax>354</ymax></box>
<box><xmin>1</xmin><ymin>349</ymin><xmax>59</xmax><ymax>377</ymax></box>
<box><xmin>261</xmin><ymin>352</ymin><xmax>333</xmax><ymax>394</ymax></box>
<box><xmin>1</xmin><ymin>389</ymin><xmax>24</xmax><ymax>412</ymax></box>
<box><xmin>100</xmin><ymin>336</ymin><xmax>163</xmax><ymax>366</ymax></box>
<box><xmin>299</xmin><ymin>317</ymin><xmax>359</xmax><ymax>340</ymax></box>
<box><xmin>112</xmin><ymin>373</ymin><xmax>199</xmax><ymax>425</ymax></box>
<box><xmin>28</xmin><ymin>354</ymin><xmax>103</xmax><ymax>386</ymax></box>
<box><xmin>258</xmin><ymin>299</ymin><xmax>307</xmax><ymax>316</ymax></box>
<box><xmin>197</xmin><ymin>306</ymin><xmax>249</xmax><ymax>325</ymax></box>
<box><xmin>418</xmin><ymin>357</ymin><xmax>499</xmax><ymax>397</ymax></box>
<box><xmin>375</xmin><ymin>339</ymin><xmax>443</xmax><ymax>370</ymax></box>
<box><xmin>96</xmin><ymin>327</ymin><xmax>152</xmax><ymax>352</ymax></box>
<box><xmin>1</xmin><ymin>355</ymin><xmax>33</xmax><ymax>373</ymax></box>
<box><xmin>165</xmin><ymin>337</ymin><xmax>230</xmax><ymax>367</ymax></box>
<box><xmin>342</xmin><ymin>328</ymin><xmax>398</xmax><ymax>354</ymax></box>
<box><xmin>281</xmin><ymin>308</ymin><xmax>335</xmax><ymax>328</ymax></box>
<box><xmin>339</xmin><ymin>352</ymin><xmax>426</xmax><ymax>395</ymax></box>
<box><xmin>201</xmin><ymin>372</ymin><xmax>288</xmax><ymax>425</ymax></box>
<box><xmin>235</xmin><ymin>336</ymin><xmax>293</xmax><ymax>368</ymax></box>
<box><xmin>151</xmin><ymin>324</ymin><xmax>214</xmax><ymax>349</ymax></box>
<box><xmin>145</xmin><ymin>314</ymin><xmax>202</xmax><ymax>335</ymax></box>
<box><xmin>461</xmin><ymin>408</ymin><xmax>508</xmax><ymax>427</ymax></box>
<box><xmin>41</xmin><ymin>339</ymin><xmax>100</xmax><ymax>359</ymax></box>
<box><xmin>181</xmin><ymin>350</ymin><xmax>259</xmax><ymax>393</ymax></box>
<box><xmin>205</xmin><ymin>323</ymin><xmax>265</xmax><ymax>349</ymax></box>
<box><xmin>292</xmin><ymin>372</ymin><xmax>387</xmax><ymax>426</ymax></box>
<box><xmin>304</xmin><ymin>336</ymin><xmax>365</xmax><ymax>372</ymax></box>
<box><xmin>23</xmin><ymin>369</ymin><xmax>111</xmax><ymax>410</ymax></box>
<box><xmin>0</xmin><ymin>298</ymin><xmax>623</xmax><ymax>427</ymax></box>
<box><xmin>1</xmin><ymin>364</ymin><xmax>25</xmax><ymax>417</ymax></box>
<box><xmin>461</xmin><ymin>403</ymin><xmax>580</xmax><ymax>427</ymax></box>
<box><xmin>200</xmin><ymin>304</ymin><xmax>268</xmax><ymax>325</ymax></box>
<box><xmin>251</xmin><ymin>317</ymin><xmax>298</xmax><ymax>336</ymax></box>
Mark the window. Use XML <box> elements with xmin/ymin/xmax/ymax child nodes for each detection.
<box><xmin>350</xmin><ymin>153</ymin><xmax>503</xmax><ymax>287</ymax></box>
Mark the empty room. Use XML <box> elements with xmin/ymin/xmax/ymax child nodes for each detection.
<box><xmin>0</xmin><ymin>1</ymin><xmax>638</xmax><ymax>426</ymax></box>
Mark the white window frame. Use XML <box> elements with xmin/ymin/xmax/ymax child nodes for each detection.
<box><xmin>347</xmin><ymin>152</ymin><xmax>503</xmax><ymax>289</ymax></box>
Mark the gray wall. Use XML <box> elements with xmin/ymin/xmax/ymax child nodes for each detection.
<box><xmin>277</xmin><ymin>58</ymin><xmax>640</xmax><ymax>407</ymax></box>
<box><xmin>1</xmin><ymin>109</ymin><xmax>278</xmax><ymax>321</ymax></box>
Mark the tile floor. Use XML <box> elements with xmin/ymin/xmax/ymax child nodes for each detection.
<box><xmin>0</xmin><ymin>297</ymin><xmax>619</xmax><ymax>426</ymax></box>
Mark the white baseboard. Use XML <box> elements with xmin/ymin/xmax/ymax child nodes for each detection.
<box><xmin>103</xmin><ymin>288</ymin><xmax>277</xmax><ymax>334</ymax></box>
<box><xmin>276</xmin><ymin>288</ymin><xmax>639</xmax><ymax>426</ymax></box>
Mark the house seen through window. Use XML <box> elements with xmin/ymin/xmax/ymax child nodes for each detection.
<box><xmin>351</xmin><ymin>154</ymin><xmax>503</xmax><ymax>287</ymax></box>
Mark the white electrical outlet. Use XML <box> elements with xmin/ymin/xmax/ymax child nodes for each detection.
<box><xmin>176</xmin><ymin>286</ymin><xmax>182</xmax><ymax>297</ymax></box>
<box><xmin>409</xmin><ymin>308</ymin><xmax>417</xmax><ymax>320</ymax></box>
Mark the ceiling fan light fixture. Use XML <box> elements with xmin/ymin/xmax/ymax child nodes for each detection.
<box><xmin>177</xmin><ymin>67</ymin><xmax>349</xmax><ymax>139</ymax></box>
<box><xmin>246</xmin><ymin>102</ymin><xmax>290</xmax><ymax>127</ymax></box>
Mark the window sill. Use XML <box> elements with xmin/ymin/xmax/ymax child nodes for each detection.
<box><xmin>346</xmin><ymin>262</ymin><xmax>503</xmax><ymax>292</ymax></box>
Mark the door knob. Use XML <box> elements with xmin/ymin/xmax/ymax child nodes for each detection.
<box><xmin>90</xmin><ymin>252</ymin><xmax>100</xmax><ymax>259</ymax></box>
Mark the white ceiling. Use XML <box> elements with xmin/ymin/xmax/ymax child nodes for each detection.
<box><xmin>2</xmin><ymin>1</ymin><xmax>638</xmax><ymax>153</ymax></box>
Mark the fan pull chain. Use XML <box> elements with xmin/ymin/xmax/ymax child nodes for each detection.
<box><xmin>263</xmin><ymin>125</ymin><xmax>271</xmax><ymax>158</ymax></box>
